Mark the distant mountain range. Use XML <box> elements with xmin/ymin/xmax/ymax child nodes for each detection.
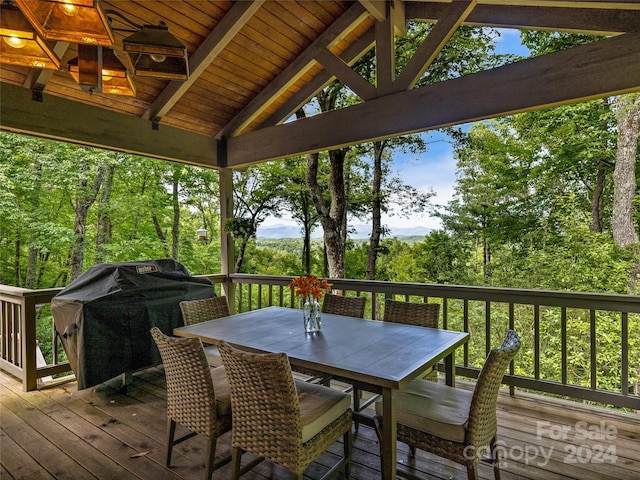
<box><xmin>256</xmin><ymin>223</ymin><xmax>431</xmax><ymax>239</ymax></box>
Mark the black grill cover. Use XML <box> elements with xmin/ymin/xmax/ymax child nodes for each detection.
<box><xmin>51</xmin><ymin>259</ymin><xmax>214</xmax><ymax>389</ymax></box>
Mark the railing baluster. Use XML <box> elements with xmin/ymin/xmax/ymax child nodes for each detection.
<box><xmin>534</xmin><ymin>305</ymin><xmax>540</xmax><ymax>380</ymax></box>
<box><xmin>621</xmin><ymin>311</ymin><xmax>628</xmax><ymax>396</ymax></box>
<box><xmin>442</xmin><ymin>297</ymin><xmax>448</xmax><ymax>330</ymax></box>
<box><xmin>561</xmin><ymin>307</ymin><xmax>567</xmax><ymax>385</ymax></box>
<box><xmin>591</xmin><ymin>309</ymin><xmax>597</xmax><ymax>390</ymax></box>
<box><xmin>463</xmin><ymin>299</ymin><xmax>469</xmax><ymax>367</ymax></box>
<box><xmin>509</xmin><ymin>303</ymin><xmax>515</xmax><ymax>396</ymax></box>
<box><xmin>485</xmin><ymin>301</ymin><xmax>491</xmax><ymax>357</ymax></box>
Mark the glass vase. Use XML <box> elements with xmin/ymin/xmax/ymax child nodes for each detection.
<box><xmin>303</xmin><ymin>294</ymin><xmax>321</xmax><ymax>333</ymax></box>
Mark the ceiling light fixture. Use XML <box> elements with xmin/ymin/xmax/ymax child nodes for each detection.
<box><xmin>68</xmin><ymin>44</ymin><xmax>135</xmax><ymax>96</ymax></box>
<box><xmin>122</xmin><ymin>22</ymin><xmax>189</xmax><ymax>81</ymax></box>
<box><xmin>0</xmin><ymin>3</ymin><xmax>61</xmax><ymax>69</ymax></box>
<box><xmin>15</xmin><ymin>0</ymin><xmax>114</xmax><ymax>46</ymax></box>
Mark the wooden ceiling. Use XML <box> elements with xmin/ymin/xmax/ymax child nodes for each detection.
<box><xmin>1</xmin><ymin>0</ymin><xmax>639</xmax><ymax>169</ymax></box>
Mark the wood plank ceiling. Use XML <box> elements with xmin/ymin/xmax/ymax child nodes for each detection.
<box><xmin>1</xmin><ymin>0</ymin><xmax>639</xmax><ymax>169</ymax></box>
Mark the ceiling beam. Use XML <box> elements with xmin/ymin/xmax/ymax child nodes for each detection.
<box><xmin>218</xmin><ymin>2</ymin><xmax>370</xmax><ymax>138</ymax></box>
<box><xmin>0</xmin><ymin>82</ymin><xmax>219</xmax><ymax>167</ymax></box>
<box><xmin>376</xmin><ymin>11</ymin><xmax>395</xmax><ymax>95</ymax></box>
<box><xmin>262</xmin><ymin>28</ymin><xmax>376</xmax><ymax>129</ymax></box>
<box><xmin>142</xmin><ymin>0</ymin><xmax>264</xmax><ymax>122</ymax></box>
<box><xmin>315</xmin><ymin>48</ymin><xmax>377</xmax><ymax>100</ymax></box>
<box><xmin>394</xmin><ymin>0</ymin><xmax>476</xmax><ymax>92</ymax></box>
<box><xmin>405</xmin><ymin>2</ymin><xmax>640</xmax><ymax>35</ymax></box>
<box><xmin>226</xmin><ymin>31</ymin><xmax>640</xmax><ymax>166</ymax></box>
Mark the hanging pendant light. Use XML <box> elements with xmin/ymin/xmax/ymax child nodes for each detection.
<box><xmin>123</xmin><ymin>23</ymin><xmax>189</xmax><ymax>81</ymax></box>
<box><xmin>68</xmin><ymin>44</ymin><xmax>136</xmax><ymax>96</ymax></box>
<box><xmin>0</xmin><ymin>3</ymin><xmax>60</xmax><ymax>69</ymax></box>
<box><xmin>15</xmin><ymin>0</ymin><xmax>114</xmax><ymax>46</ymax></box>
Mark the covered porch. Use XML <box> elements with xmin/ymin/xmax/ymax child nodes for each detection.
<box><xmin>2</xmin><ymin>1</ymin><xmax>640</xmax><ymax>478</ymax></box>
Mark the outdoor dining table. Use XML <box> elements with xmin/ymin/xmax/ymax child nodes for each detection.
<box><xmin>173</xmin><ymin>305</ymin><xmax>469</xmax><ymax>479</ymax></box>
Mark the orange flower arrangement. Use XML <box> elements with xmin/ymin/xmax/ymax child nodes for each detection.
<box><xmin>289</xmin><ymin>274</ymin><xmax>332</xmax><ymax>300</ymax></box>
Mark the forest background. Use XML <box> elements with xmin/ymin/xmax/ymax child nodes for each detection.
<box><xmin>1</xmin><ymin>26</ymin><xmax>639</xmax><ymax>398</ymax></box>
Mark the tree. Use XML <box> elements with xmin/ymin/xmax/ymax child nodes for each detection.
<box><xmin>69</xmin><ymin>152</ymin><xmax>108</xmax><ymax>280</ymax></box>
<box><xmin>612</xmin><ymin>93</ymin><xmax>640</xmax><ymax>248</ymax></box>
<box><xmin>228</xmin><ymin>164</ymin><xmax>288</xmax><ymax>272</ymax></box>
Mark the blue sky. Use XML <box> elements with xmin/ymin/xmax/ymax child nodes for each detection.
<box><xmin>258</xmin><ymin>28</ymin><xmax>530</xmax><ymax>238</ymax></box>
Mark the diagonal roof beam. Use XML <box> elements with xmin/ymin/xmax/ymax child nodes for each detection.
<box><xmin>393</xmin><ymin>0</ymin><xmax>476</xmax><ymax>92</ymax></box>
<box><xmin>226</xmin><ymin>31</ymin><xmax>640</xmax><ymax>166</ymax></box>
<box><xmin>142</xmin><ymin>0</ymin><xmax>264</xmax><ymax>122</ymax></box>
<box><xmin>315</xmin><ymin>48</ymin><xmax>377</xmax><ymax>100</ymax></box>
<box><xmin>405</xmin><ymin>2</ymin><xmax>640</xmax><ymax>35</ymax></box>
<box><xmin>218</xmin><ymin>2</ymin><xmax>370</xmax><ymax>138</ymax></box>
<box><xmin>262</xmin><ymin>28</ymin><xmax>376</xmax><ymax>129</ymax></box>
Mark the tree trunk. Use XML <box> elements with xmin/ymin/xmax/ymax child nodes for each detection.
<box><xmin>590</xmin><ymin>163</ymin><xmax>605</xmax><ymax>233</ymax></box>
<box><xmin>152</xmin><ymin>214</ymin><xmax>169</xmax><ymax>257</ymax></box>
<box><xmin>301</xmin><ymin>193</ymin><xmax>313</xmax><ymax>275</ymax></box>
<box><xmin>306</xmin><ymin>150</ymin><xmax>347</xmax><ymax>278</ymax></box>
<box><xmin>13</xmin><ymin>237</ymin><xmax>21</xmax><ymax>285</ymax></box>
<box><xmin>96</xmin><ymin>162</ymin><xmax>115</xmax><ymax>264</ymax></box>
<box><xmin>366</xmin><ymin>141</ymin><xmax>385</xmax><ymax>280</ymax></box>
<box><xmin>612</xmin><ymin>94</ymin><xmax>640</xmax><ymax>247</ymax></box>
<box><xmin>25</xmin><ymin>160</ymin><xmax>42</xmax><ymax>288</ymax></box>
<box><xmin>171</xmin><ymin>170</ymin><xmax>180</xmax><ymax>260</ymax></box>
<box><xmin>69</xmin><ymin>158</ymin><xmax>104</xmax><ymax>280</ymax></box>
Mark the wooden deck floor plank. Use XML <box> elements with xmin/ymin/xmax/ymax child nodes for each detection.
<box><xmin>0</xmin><ymin>395</ymin><xmax>97</xmax><ymax>480</ymax></box>
<box><xmin>1</xmin><ymin>380</ymin><xmax>141</xmax><ymax>480</ymax></box>
<box><xmin>495</xmin><ymin>405</ymin><xmax>640</xmax><ymax>474</ymax></box>
<box><xmin>0</xmin><ymin>429</ymin><xmax>56</xmax><ymax>480</ymax></box>
<box><xmin>40</xmin><ymin>379</ymin><xmax>217</xmax><ymax>480</ymax></box>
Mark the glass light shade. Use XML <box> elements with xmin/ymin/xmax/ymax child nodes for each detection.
<box><xmin>123</xmin><ymin>24</ymin><xmax>189</xmax><ymax>80</ymax></box>
<box><xmin>0</xmin><ymin>4</ymin><xmax>60</xmax><ymax>69</ymax></box>
<box><xmin>15</xmin><ymin>0</ymin><xmax>114</xmax><ymax>46</ymax></box>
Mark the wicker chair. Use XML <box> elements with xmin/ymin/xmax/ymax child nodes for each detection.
<box><xmin>150</xmin><ymin>327</ymin><xmax>232</xmax><ymax>480</ymax></box>
<box><xmin>218</xmin><ymin>340</ymin><xmax>353</xmax><ymax>480</ymax></box>
<box><xmin>374</xmin><ymin>330</ymin><xmax>521</xmax><ymax>480</ymax></box>
<box><xmin>321</xmin><ymin>293</ymin><xmax>366</xmax><ymax>318</ymax></box>
<box><xmin>349</xmin><ymin>299</ymin><xmax>442</xmax><ymax>432</ymax></box>
<box><xmin>320</xmin><ymin>293</ymin><xmax>367</xmax><ymax>424</ymax></box>
<box><xmin>179</xmin><ymin>296</ymin><xmax>230</xmax><ymax>367</ymax></box>
<box><xmin>383</xmin><ymin>298</ymin><xmax>440</xmax><ymax>382</ymax></box>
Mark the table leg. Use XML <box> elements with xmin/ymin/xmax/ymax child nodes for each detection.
<box><xmin>380</xmin><ymin>388</ymin><xmax>397</xmax><ymax>479</ymax></box>
<box><xmin>444</xmin><ymin>351</ymin><xmax>456</xmax><ymax>387</ymax></box>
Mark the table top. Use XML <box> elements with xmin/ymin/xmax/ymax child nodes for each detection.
<box><xmin>174</xmin><ymin>306</ymin><xmax>469</xmax><ymax>390</ymax></box>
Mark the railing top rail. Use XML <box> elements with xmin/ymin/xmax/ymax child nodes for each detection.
<box><xmin>228</xmin><ymin>274</ymin><xmax>640</xmax><ymax>312</ymax></box>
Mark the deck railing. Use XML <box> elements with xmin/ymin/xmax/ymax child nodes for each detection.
<box><xmin>1</xmin><ymin>274</ymin><xmax>638</xmax><ymax>411</ymax></box>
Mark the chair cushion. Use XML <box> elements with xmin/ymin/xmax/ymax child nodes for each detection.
<box><xmin>375</xmin><ymin>379</ymin><xmax>472</xmax><ymax>443</ymax></box>
<box><xmin>295</xmin><ymin>380</ymin><xmax>351</xmax><ymax>443</ymax></box>
<box><xmin>210</xmin><ymin>366</ymin><xmax>231</xmax><ymax>415</ymax></box>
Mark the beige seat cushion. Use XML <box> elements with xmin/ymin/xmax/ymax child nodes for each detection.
<box><xmin>295</xmin><ymin>380</ymin><xmax>351</xmax><ymax>443</ymax></box>
<box><xmin>210</xmin><ymin>366</ymin><xmax>231</xmax><ymax>415</ymax></box>
<box><xmin>375</xmin><ymin>379</ymin><xmax>473</xmax><ymax>443</ymax></box>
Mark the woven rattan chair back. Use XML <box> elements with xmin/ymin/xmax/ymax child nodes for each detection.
<box><xmin>218</xmin><ymin>340</ymin><xmax>352</xmax><ymax>480</ymax></box>
<box><xmin>150</xmin><ymin>327</ymin><xmax>231</xmax><ymax>479</ymax></box>
<box><xmin>467</xmin><ymin>330</ymin><xmax>521</xmax><ymax>449</ymax></box>
<box><xmin>179</xmin><ymin>296</ymin><xmax>230</xmax><ymax>326</ymax></box>
<box><xmin>321</xmin><ymin>293</ymin><xmax>366</xmax><ymax>318</ymax></box>
<box><xmin>382</xmin><ymin>298</ymin><xmax>439</xmax><ymax>328</ymax></box>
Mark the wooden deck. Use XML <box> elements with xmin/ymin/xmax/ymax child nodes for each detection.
<box><xmin>2</xmin><ymin>367</ymin><xmax>639</xmax><ymax>480</ymax></box>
